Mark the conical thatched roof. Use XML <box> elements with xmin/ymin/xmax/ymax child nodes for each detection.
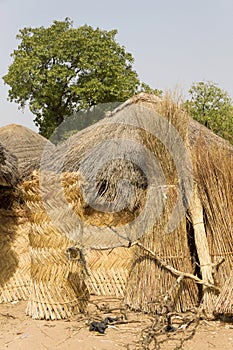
<box><xmin>0</xmin><ymin>142</ymin><xmax>18</xmax><ymax>187</ymax></box>
<box><xmin>0</xmin><ymin>124</ymin><xmax>55</xmax><ymax>180</ymax></box>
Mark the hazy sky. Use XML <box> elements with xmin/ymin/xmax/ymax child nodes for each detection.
<box><xmin>1</xmin><ymin>0</ymin><xmax>233</xmax><ymax>131</ymax></box>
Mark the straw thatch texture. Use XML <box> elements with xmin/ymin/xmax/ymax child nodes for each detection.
<box><xmin>22</xmin><ymin>172</ymin><xmax>89</xmax><ymax>320</ymax></box>
<box><xmin>124</xmin><ymin>186</ymin><xmax>199</xmax><ymax>313</ymax></box>
<box><xmin>0</xmin><ymin>124</ymin><xmax>55</xmax><ymax>180</ymax></box>
<box><xmin>214</xmin><ymin>271</ymin><xmax>233</xmax><ymax>319</ymax></box>
<box><xmin>86</xmin><ymin>247</ymin><xmax>132</xmax><ymax>298</ymax></box>
<box><xmin>0</xmin><ymin>143</ymin><xmax>18</xmax><ymax>187</ymax></box>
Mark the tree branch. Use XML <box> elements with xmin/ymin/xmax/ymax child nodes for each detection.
<box><xmin>131</xmin><ymin>241</ymin><xmax>220</xmax><ymax>293</ymax></box>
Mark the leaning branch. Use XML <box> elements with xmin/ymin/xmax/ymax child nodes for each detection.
<box><xmin>131</xmin><ymin>241</ymin><xmax>220</xmax><ymax>293</ymax></box>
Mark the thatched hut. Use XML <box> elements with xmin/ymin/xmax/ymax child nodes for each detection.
<box><xmin>35</xmin><ymin>93</ymin><xmax>200</xmax><ymax>313</ymax></box>
<box><xmin>22</xmin><ymin>93</ymin><xmax>232</xmax><ymax>318</ymax></box>
<box><xmin>0</xmin><ymin>143</ymin><xmax>18</xmax><ymax>187</ymax></box>
<box><xmin>0</xmin><ymin>124</ymin><xmax>55</xmax><ymax>180</ymax></box>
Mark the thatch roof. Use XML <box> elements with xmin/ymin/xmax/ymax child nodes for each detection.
<box><xmin>0</xmin><ymin>124</ymin><xmax>55</xmax><ymax>180</ymax></box>
<box><xmin>40</xmin><ymin>93</ymin><xmax>194</xmax><ymax>248</ymax></box>
<box><xmin>0</xmin><ymin>142</ymin><xmax>18</xmax><ymax>187</ymax></box>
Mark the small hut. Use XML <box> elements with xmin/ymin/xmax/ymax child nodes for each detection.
<box><xmin>20</xmin><ymin>93</ymin><xmax>232</xmax><ymax>318</ymax></box>
<box><xmin>37</xmin><ymin>93</ymin><xmax>199</xmax><ymax>313</ymax></box>
<box><xmin>0</xmin><ymin>124</ymin><xmax>55</xmax><ymax>180</ymax></box>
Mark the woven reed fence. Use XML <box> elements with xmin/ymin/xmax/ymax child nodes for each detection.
<box><xmin>48</xmin><ymin>172</ymin><xmax>133</xmax><ymax>298</ymax></box>
<box><xmin>22</xmin><ymin>174</ymin><xmax>89</xmax><ymax>320</ymax></box>
<box><xmin>86</xmin><ymin>247</ymin><xmax>133</xmax><ymax>298</ymax></box>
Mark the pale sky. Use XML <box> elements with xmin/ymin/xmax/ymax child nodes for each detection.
<box><xmin>1</xmin><ymin>0</ymin><xmax>233</xmax><ymax>131</ymax></box>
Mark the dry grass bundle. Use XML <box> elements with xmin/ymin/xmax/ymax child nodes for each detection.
<box><xmin>35</xmin><ymin>170</ymin><xmax>135</xmax><ymax>298</ymax></box>
<box><xmin>21</xmin><ymin>173</ymin><xmax>89</xmax><ymax>320</ymax></box>
<box><xmin>214</xmin><ymin>271</ymin><xmax>233</xmax><ymax>319</ymax></box>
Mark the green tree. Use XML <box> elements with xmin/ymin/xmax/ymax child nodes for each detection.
<box><xmin>184</xmin><ymin>81</ymin><xmax>233</xmax><ymax>144</ymax></box>
<box><xmin>3</xmin><ymin>18</ymin><xmax>142</xmax><ymax>139</ymax></box>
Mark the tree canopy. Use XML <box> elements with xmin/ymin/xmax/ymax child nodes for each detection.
<box><xmin>3</xmin><ymin>18</ymin><xmax>145</xmax><ymax>139</ymax></box>
<box><xmin>184</xmin><ymin>81</ymin><xmax>233</xmax><ymax>144</ymax></box>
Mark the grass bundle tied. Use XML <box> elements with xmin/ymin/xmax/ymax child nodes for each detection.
<box><xmin>21</xmin><ymin>172</ymin><xmax>89</xmax><ymax>320</ymax></box>
<box><xmin>124</xmin><ymin>187</ymin><xmax>199</xmax><ymax>313</ymax></box>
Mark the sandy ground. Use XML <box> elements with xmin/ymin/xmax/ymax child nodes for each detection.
<box><xmin>0</xmin><ymin>297</ymin><xmax>232</xmax><ymax>350</ymax></box>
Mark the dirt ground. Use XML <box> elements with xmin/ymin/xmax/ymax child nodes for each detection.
<box><xmin>0</xmin><ymin>297</ymin><xmax>232</xmax><ymax>350</ymax></box>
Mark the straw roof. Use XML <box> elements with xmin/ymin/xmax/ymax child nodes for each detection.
<box><xmin>0</xmin><ymin>124</ymin><xmax>55</xmax><ymax>180</ymax></box>
<box><xmin>40</xmin><ymin>93</ymin><xmax>193</xmax><ymax>248</ymax></box>
<box><xmin>0</xmin><ymin>142</ymin><xmax>18</xmax><ymax>187</ymax></box>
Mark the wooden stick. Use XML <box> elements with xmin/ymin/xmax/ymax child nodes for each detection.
<box><xmin>131</xmin><ymin>241</ymin><xmax>220</xmax><ymax>292</ymax></box>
